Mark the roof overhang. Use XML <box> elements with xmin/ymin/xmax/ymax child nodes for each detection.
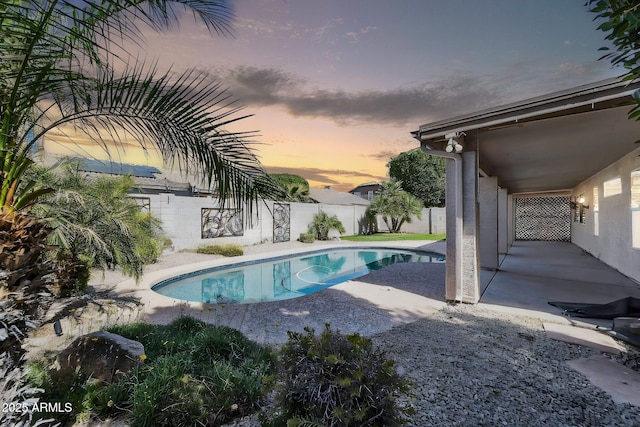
<box><xmin>413</xmin><ymin>77</ymin><xmax>640</xmax><ymax>194</ymax></box>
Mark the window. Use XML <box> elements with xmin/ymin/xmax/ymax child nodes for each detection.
<box><xmin>604</xmin><ymin>177</ymin><xmax>622</xmax><ymax>197</ymax></box>
<box><xmin>367</xmin><ymin>190</ymin><xmax>374</xmax><ymax>200</ymax></box>
<box><xmin>593</xmin><ymin>186</ymin><xmax>599</xmax><ymax>236</ymax></box>
<box><xmin>632</xmin><ymin>170</ymin><xmax>640</xmax><ymax>249</ymax></box>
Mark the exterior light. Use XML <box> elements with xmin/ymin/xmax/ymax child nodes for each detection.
<box><xmin>573</xmin><ymin>195</ymin><xmax>589</xmax><ymax>210</ymax></box>
<box><xmin>444</xmin><ymin>132</ymin><xmax>464</xmax><ymax>153</ymax></box>
<box><xmin>446</xmin><ymin>139</ymin><xmax>454</xmax><ymax>152</ymax></box>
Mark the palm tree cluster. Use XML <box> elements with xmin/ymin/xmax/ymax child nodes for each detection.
<box><xmin>368</xmin><ymin>180</ymin><xmax>423</xmax><ymax>233</ymax></box>
<box><xmin>0</xmin><ymin>1</ymin><xmax>277</xmax><ymax>421</ymax></box>
<box><xmin>31</xmin><ymin>162</ymin><xmax>166</xmax><ymax>294</ymax></box>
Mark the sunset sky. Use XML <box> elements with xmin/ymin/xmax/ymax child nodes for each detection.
<box><xmin>45</xmin><ymin>0</ymin><xmax>623</xmax><ymax>191</ymax></box>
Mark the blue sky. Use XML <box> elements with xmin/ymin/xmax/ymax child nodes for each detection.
<box><xmin>122</xmin><ymin>1</ymin><xmax>623</xmax><ymax>190</ymax></box>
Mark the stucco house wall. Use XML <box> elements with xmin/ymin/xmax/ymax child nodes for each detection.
<box><xmin>571</xmin><ymin>146</ymin><xmax>640</xmax><ymax>281</ymax></box>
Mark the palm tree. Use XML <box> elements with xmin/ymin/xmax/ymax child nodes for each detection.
<box><xmin>308</xmin><ymin>210</ymin><xmax>346</xmax><ymax>240</ymax></box>
<box><xmin>0</xmin><ymin>1</ymin><xmax>276</xmax><ymax>417</ymax></box>
<box><xmin>0</xmin><ymin>0</ymin><xmax>282</xmax><ymax>292</ymax></box>
<box><xmin>1</xmin><ymin>0</ymin><xmax>275</xmax><ymax>213</ymax></box>
<box><xmin>31</xmin><ymin>162</ymin><xmax>166</xmax><ymax>294</ymax></box>
<box><xmin>368</xmin><ymin>180</ymin><xmax>423</xmax><ymax>233</ymax></box>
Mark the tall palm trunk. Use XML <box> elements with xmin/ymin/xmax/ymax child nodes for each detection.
<box><xmin>0</xmin><ymin>209</ymin><xmax>55</xmax><ymax>426</ymax></box>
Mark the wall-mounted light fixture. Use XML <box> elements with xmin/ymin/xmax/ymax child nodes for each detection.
<box><xmin>571</xmin><ymin>195</ymin><xmax>589</xmax><ymax>210</ymax></box>
<box><xmin>571</xmin><ymin>194</ymin><xmax>589</xmax><ymax>224</ymax></box>
<box><xmin>445</xmin><ymin>132</ymin><xmax>465</xmax><ymax>153</ymax></box>
<box><xmin>577</xmin><ymin>195</ymin><xmax>589</xmax><ymax>209</ymax></box>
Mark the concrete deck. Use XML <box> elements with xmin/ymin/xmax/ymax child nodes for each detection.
<box><xmin>479</xmin><ymin>240</ymin><xmax>640</xmax><ymax>326</ymax></box>
<box><xmin>121</xmin><ymin>239</ymin><xmax>640</xmax><ymax>343</ymax></box>
<box><xmin>118</xmin><ymin>240</ymin><xmax>449</xmax><ymax>345</ymax></box>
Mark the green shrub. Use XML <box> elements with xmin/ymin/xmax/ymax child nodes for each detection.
<box><xmin>298</xmin><ymin>233</ymin><xmax>315</xmax><ymax>243</ymax></box>
<box><xmin>264</xmin><ymin>325</ymin><xmax>414</xmax><ymax>426</ymax></box>
<box><xmin>308</xmin><ymin>211</ymin><xmax>345</xmax><ymax>240</ymax></box>
<box><xmin>27</xmin><ymin>317</ymin><xmax>275</xmax><ymax>426</ymax></box>
<box><xmin>196</xmin><ymin>243</ymin><xmax>243</xmax><ymax>257</ymax></box>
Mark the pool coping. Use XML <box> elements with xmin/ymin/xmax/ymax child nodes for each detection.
<box><xmin>110</xmin><ymin>240</ymin><xmax>448</xmax><ymax>344</ymax></box>
<box><xmin>151</xmin><ymin>244</ymin><xmax>445</xmax><ymax>302</ymax></box>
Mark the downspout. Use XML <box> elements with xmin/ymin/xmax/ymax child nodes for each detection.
<box><xmin>416</xmin><ymin>139</ymin><xmax>464</xmax><ymax>303</ymax></box>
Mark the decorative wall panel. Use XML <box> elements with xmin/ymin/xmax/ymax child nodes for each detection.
<box><xmin>201</xmin><ymin>208</ymin><xmax>243</xmax><ymax>238</ymax></box>
<box><xmin>515</xmin><ymin>196</ymin><xmax>570</xmax><ymax>241</ymax></box>
<box><xmin>272</xmin><ymin>203</ymin><xmax>291</xmax><ymax>243</ymax></box>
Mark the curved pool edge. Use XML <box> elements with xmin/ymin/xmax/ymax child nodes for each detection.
<box><xmin>153</xmin><ymin>244</ymin><xmax>444</xmax><ymax>294</ymax></box>
<box><xmin>105</xmin><ymin>240</ymin><xmax>448</xmax><ymax>344</ymax></box>
<box><xmin>113</xmin><ymin>241</ymin><xmax>446</xmax><ymax>318</ymax></box>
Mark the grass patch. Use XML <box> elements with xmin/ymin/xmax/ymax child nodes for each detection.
<box><xmin>195</xmin><ymin>243</ymin><xmax>243</xmax><ymax>257</ymax></box>
<box><xmin>27</xmin><ymin>317</ymin><xmax>274</xmax><ymax>426</ymax></box>
<box><xmin>341</xmin><ymin>233</ymin><xmax>445</xmax><ymax>242</ymax></box>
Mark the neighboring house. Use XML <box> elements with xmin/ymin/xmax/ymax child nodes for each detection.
<box><xmin>349</xmin><ymin>182</ymin><xmax>381</xmax><ymax>201</ymax></box>
<box><xmin>412</xmin><ymin>76</ymin><xmax>640</xmax><ymax>303</ymax></box>
<box><xmin>43</xmin><ymin>155</ymin><xmax>214</xmax><ymax>197</ymax></box>
<box><xmin>309</xmin><ymin>186</ymin><xmax>371</xmax><ymax>206</ymax></box>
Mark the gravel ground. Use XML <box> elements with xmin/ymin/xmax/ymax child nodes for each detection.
<box><xmin>221</xmin><ymin>242</ymin><xmax>640</xmax><ymax>427</ymax></box>
<box><xmin>224</xmin><ymin>302</ymin><xmax>640</xmax><ymax>427</ymax></box>
<box><xmin>373</xmin><ymin>304</ymin><xmax>640</xmax><ymax>427</ymax></box>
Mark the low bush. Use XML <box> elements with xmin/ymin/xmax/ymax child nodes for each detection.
<box><xmin>26</xmin><ymin>317</ymin><xmax>275</xmax><ymax>426</ymax></box>
<box><xmin>264</xmin><ymin>324</ymin><xmax>414</xmax><ymax>426</ymax></box>
<box><xmin>308</xmin><ymin>211</ymin><xmax>345</xmax><ymax>240</ymax></box>
<box><xmin>196</xmin><ymin>243</ymin><xmax>244</xmax><ymax>257</ymax></box>
<box><xmin>298</xmin><ymin>233</ymin><xmax>315</xmax><ymax>243</ymax></box>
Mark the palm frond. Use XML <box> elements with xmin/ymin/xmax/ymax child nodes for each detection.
<box><xmin>0</xmin><ymin>0</ymin><xmax>275</xmax><ymax>215</ymax></box>
<box><xmin>43</xmin><ymin>64</ymin><xmax>280</xmax><ymax>213</ymax></box>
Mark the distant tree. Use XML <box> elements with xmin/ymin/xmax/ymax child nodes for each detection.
<box><xmin>388</xmin><ymin>149</ymin><xmax>445</xmax><ymax>207</ymax></box>
<box><xmin>588</xmin><ymin>0</ymin><xmax>640</xmax><ymax>119</ymax></box>
<box><xmin>270</xmin><ymin>173</ymin><xmax>313</xmax><ymax>202</ymax></box>
<box><xmin>308</xmin><ymin>211</ymin><xmax>345</xmax><ymax>240</ymax></box>
<box><xmin>368</xmin><ymin>180</ymin><xmax>423</xmax><ymax>233</ymax></box>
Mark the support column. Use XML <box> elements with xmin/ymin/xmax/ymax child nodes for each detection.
<box><xmin>498</xmin><ymin>188</ymin><xmax>508</xmax><ymax>255</ymax></box>
<box><xmin>461</xmin><ymin>151</ymin><xmax>480</xmax><ymax>303</ymax></box>
<box><xmin>507</xmin><ymin>194</ymin><xmax>515</xmax><ymax>247</ymax></box>
<box><xmin>422</xmin><ymin>143</ymin><xmax>480</xmax><ymax>303</ymax></box>
<box><xmin>444</xmin><ymin>156</ymin><xmax>463</xmax><ymax>301</ymax></box>
<box><xmin>479</xmin><ymin>176</ymin><xmax>499</xmax><ymax>270</ymax></box>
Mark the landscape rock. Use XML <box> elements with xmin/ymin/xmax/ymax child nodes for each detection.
<box><xmin>55</xmin><ymin>331</ymin><xmax>144</xmax><ymax>383</ymax></box>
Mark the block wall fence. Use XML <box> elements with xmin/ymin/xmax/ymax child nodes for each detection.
<box><xmin>133</xmin><ymin>193</ymin><xmax>446</xmax><ymax>251</ymax></box>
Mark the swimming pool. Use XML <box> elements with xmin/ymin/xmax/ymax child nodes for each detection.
<box><xmin>152</xmin><ymin>247</ymin><xmax>444</xmax><ymax>304</ymax></box>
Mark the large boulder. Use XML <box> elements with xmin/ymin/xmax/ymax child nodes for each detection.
<box><xmin>56</xmin><ymin>331</ymin><xmax>145</xmax><ymax>383</ymax></box>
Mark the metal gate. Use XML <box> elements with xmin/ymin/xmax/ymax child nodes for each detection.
<box><xmin>514</xmin><ymin>196</ymin><xmax>570</xmax><ymax>241</ymax></box>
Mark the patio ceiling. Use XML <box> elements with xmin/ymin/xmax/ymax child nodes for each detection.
<box><xmin>414</xmin><ymin>78</ymin><xmax>640</xmax><ymax>194</ymax></box>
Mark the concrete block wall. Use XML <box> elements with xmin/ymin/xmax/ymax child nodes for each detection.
<box><xmin>399</xmin><ymin>208</ymin><xmax>446</xmax><ymax>234</ymax></box>
<box><xmin>138</xmin><ymin>194</ymin><xmax>447</xmax><ymax>251</ymax></box>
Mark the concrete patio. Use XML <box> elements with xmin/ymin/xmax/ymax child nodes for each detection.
<box><xmin>478</xmin><ymin>240</ymin><xmax>640</xmax><ymax>326</ymax></box>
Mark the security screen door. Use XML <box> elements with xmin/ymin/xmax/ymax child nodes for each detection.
<box><xmin>514</xmin><ymin>196</ymin><xmax>570</xmax><ymax>241</ymax></box>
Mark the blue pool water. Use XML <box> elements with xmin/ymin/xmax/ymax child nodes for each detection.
<box><xmin>153</xmin><ymin>248</ymin><xmax>444</xmax><ymax>304</ymax></box>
